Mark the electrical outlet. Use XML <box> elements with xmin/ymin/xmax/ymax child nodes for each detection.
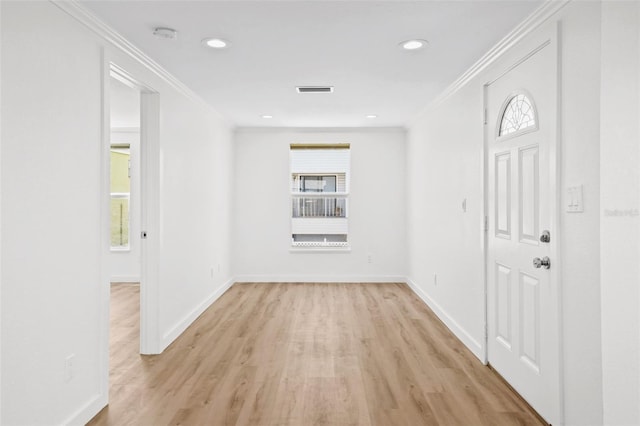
<box><xmin>64</xmin><ymin>354</ymin><xmax>75</xmax><ymax>383</ymax></box>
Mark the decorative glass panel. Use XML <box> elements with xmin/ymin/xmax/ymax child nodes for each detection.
<box><xmin>499</xmin><ymin>94</ymin><xmax>536</xmax><ymax>137</ymax></box>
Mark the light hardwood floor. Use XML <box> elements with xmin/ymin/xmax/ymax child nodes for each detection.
<box><xmin>89</xmin><ymin>282</ymin><xmax>545</xmax><ymax>425</ymax></box>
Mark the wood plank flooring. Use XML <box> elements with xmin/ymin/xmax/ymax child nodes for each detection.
<box><xmin>88</xmin><ymin>282</ymin><xmax>545</xmax><ymax>426</ymax></box>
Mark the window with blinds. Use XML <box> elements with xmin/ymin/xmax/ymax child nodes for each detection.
<box><xmin>290</xmin><ymin>143</ymin><xmax>350</xmax><ymax>248</ymax></box>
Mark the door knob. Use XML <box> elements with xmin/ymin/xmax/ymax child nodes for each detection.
<box><xmin>540</xmin><ymin>230</ymin><xmax>550</xmax><ymax>243</ymax></box>
<box><xmin>533</xmin><ymin>256</ymin><xmax>551</xmax><ymax>269</ymax></box>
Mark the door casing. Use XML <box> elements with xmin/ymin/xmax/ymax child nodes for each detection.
<box><xmin>99</xmin><ymin>53</ymin><xmax>162</xmax><ymax>405</ymax></box>
<box><xmin>481</xmin><ymin>21</ymin><xmax>564</xmax><ymax>425</ymax></box>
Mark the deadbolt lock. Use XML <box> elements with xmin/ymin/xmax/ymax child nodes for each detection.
<box><xmin>540</xmin><ymin>230</ymin><xmax>550</xmax><ymax>243</ymax></box>
<box><xmin>533</xmin><ymin>256</ymin><xmax>551</xmax><ymax>269</ymax></box>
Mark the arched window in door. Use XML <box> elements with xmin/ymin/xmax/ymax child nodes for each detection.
<box><xmin>497</xmin><ymin>92</ymin><xmax>538</xmax><ymax>138</ymax></box>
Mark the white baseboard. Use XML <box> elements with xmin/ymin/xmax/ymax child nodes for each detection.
<box><xmin>233</xmin><ymin>274</ymin><xmax>406</xmax><ymax>283</ymax></box>
<box><xmin>110</xmin><ymin>275</ymin><xmax>140</xmax><ymax>283</ymax></box>
<box><xmin>61</xmin><ymin>392</ymin><xmax>107</xmax><ymax>426</ymax></box>
<box><xmin>160</xmin><ymin>277</ymin><xmax>235</xmax><ymax>351</ymax></box>
<box><xmin>405</xmin><ymin>277</ymin><xmax>485</xmax><ymax>362</ymax></box>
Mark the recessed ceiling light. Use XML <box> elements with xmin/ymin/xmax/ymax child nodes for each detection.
<box><xmin>153</xmin><ymin>27</ymin><xmax>178</xmax><ymax>40</ymax></box>
<box><xmin>296</xmin><ymin>86</ymin><xmax>334</xmax><ymax>93</ymax></box>
<box><xmin>366</xmin><ymin>114</ymin><xmax>378</xmax><ymax>119</ymax></box>
<box><xmin>261</xmin><ymin>115</ymin><xmax>273</xmax><ymax>119</ymax></box>
<box><xmin>400</xmin><ymin>39</ymin><xmax>428</xmax><ymax>50</ymax></box>
<box><xmin>202</xmin><ymin>38</ymin><xmax>229</xmax><ymax>49</ymax></box>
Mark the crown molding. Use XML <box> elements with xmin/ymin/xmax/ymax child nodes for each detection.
<box><xmin>50</xmin><ymin>0</ymin><xmax>230</xmax><ymax>125</ymax></box>
<box><xmin>408</xmin><ymin>0</ymin><xmax>571</xmax><ymax>126</ymax></box>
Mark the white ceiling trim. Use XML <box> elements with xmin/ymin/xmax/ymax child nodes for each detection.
<box><xmin>410</xmin><ymin>0</ymin><xmax>571</xmax><ymax>124</ymax></box>
<box><xmin>50</xmin><ymin>0</ymin><xmax>229</xmax><ymax>125</ymax></box>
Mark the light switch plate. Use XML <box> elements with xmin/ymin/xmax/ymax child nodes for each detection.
<box><xmin>567</xmin><ymin>185</ymin><xmax>584</xmax><ymax>212</ymax></box>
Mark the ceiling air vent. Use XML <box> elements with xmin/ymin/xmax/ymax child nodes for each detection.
<box><xmin>296</xmin><ymin>86</ymin><xmax>334</xmax><ymax>93</ymax></box>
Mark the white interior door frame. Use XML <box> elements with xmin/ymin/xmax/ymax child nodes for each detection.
<box><xmin>481</xmin><ymin>22</ymin><xmax>564</xmax><ymax>425</ymax></box>
<box><xmin>100</xmin><ymin>54</ymin><xmax>162</xmax><ymax>405</ymax></box>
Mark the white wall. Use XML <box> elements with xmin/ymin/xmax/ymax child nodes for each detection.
<box><xmin>110</xmin><ymin>77</ymin><xmax>140</xmax><ymax>129</ymax></box>
<box><xmin>406</xmin><ymin>2</ymin><xmax>604</xmax><ymax>424</ymax></box>
<box><xmin>556</xmin><ymin>3</ymin><xmax>603</xmax><ymax>423</ymax></box>
<box><xmin>406</xmin><ymin>81</ymin><xmax>486</xmax><ymax>358</ymax></box>
<box><xmin>2</xmin><ymin>3</ymin><xmax>104</xmax><ymax>423</ymax></box>
<box><xmin>233</xmin><ymin>129</ymin><xmax>406</xmax><ymax>282</ymax></box>
<box><xmin>600</xmin><ymin>2</ymin><xmax>640</xmax><ymax>424</ymax></box>
<box><xmin>156</xmin><ymin>91</ymin><xmax>234</xmax><ymax>348</ymax></box>
<box><xmin>0</xmin><ymin>2</ymin><xmax>233</xmax><ymax>424</ymax></box>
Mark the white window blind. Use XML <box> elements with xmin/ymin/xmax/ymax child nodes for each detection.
<box><xmin>290</xmin><ymin>148</ymin><xmax>351</xmax><ymax>186</ymax></box>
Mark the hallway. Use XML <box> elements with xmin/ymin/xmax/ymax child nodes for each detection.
<box><xmin>3</xmin><ymin>1</ymin><xmax>640</xmax><ymax>424</ymax></box>
<box><xmin>90</xmin><ymin>283</ymin><xmax>543</xmax><ymax>425</ymax></box>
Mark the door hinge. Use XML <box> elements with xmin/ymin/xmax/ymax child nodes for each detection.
<box><xmin>483</xmin><ymin>108</ymin><xmax>487</xmax><ymax>125</ymax></box>
<box><xmin>484</xmin><ymin>215</ymin><xmax>488</xmax><ymax>232</ymax></box>
<box><xmin>141</xmin><ymin>231</ymin><xmax>147</xmax><ymax>239</ymax></box>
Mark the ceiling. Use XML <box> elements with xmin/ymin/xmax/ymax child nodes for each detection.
<box><xmin>83</xmin><ymin>1</ymin><xmax>543</xmax><ymax>128</ymax></box>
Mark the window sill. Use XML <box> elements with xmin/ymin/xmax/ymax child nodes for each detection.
<box><xmin>110</xmin><ymin>247</ymin><xmax>131</xmax><ymax>253</ymax></box>
<box><xmin>289</xmin><ymin>246</ymin><xmax>351</xmax><ymax>253</ymax></box>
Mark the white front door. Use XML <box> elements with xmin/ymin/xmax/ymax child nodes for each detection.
<box><xmin>486</xmin><ymin>26</ymin><xmax>561</xmax><ymax>424</ymax></box>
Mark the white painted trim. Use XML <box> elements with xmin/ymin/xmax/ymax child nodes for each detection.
<box><xmin>97</xmin><ymin>48</ymin><xmax>111</xmax><ymax>421</ymax></box>
<box><xmin>405</xmin><ymin>277</ymin><xmax>485</xmax><ymax>362</ymax></box>
<box><xmin>288</xmin><ymin>247</ymin><xmax>352</xmax><ymax>253</ymax></box>
<box><xmin>60</xmin><ymin>393</ymin><xmax>107</xmax><ymax>426</ymax></box>
<box><xmin>234</xmin><ymin>275</ymin><xmax>406</xmax><ymax>283</ymax></box>
<box><xmin>109</xmin><ymin>247</ymin><xmax>131</xmax><ymax>253</ymax></box>
<box><xmin>49</xmin><ymin>0</ymin><xmax>230</xmax><ymax>126</ymax></box>
<box><xmin>408</xmin><ymin>0</ymin><xmax>571</xmax><ymax>125</ymax></box>
<box><xmin>482</xmin><ymin>83</ymin><xmax>490</xmax><ymax>365</ymax></box>
<box><xmin>110</xmin><ymin>276</ymin><xmax>141</xmax><ymax>284</ymax></box>
<box><xmin>160</xmin><ymin>277</ymin><xmax>235</xmax><ymax>352</ymax></box>
<box><xmin>634</xmin><ymin>7</ymin><xmax>640</xmax><ymax>422</ymax></box>
<box><xmin>551</xmin><ymin>21</ymin><xmax>566</xmax><ymax>426</ymax></box>
<box><xmin>0</xmin><ymin>2</ymin><xmax>3</xmax><ymax>421</ymax></box>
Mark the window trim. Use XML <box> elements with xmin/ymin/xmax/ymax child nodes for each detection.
<box><xmin>290</xmin><ymin>144</ymin><xmax>350</xmax><ymax>249</ymax></box>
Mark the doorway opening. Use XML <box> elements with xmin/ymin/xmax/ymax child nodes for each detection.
<box><xmin>109</xmin><ymin>77</ymin><xmax>141</xmax><ymax>282</ymax></box>
<box><xmin>101</xmin><ymin>62</ymin><xmax>161</xmax><ymax>410</ymax></box>
<box><xmin>108</xmin><ymin>71</ymin><xmax>143</xmax><ymax>399</ymax></box>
